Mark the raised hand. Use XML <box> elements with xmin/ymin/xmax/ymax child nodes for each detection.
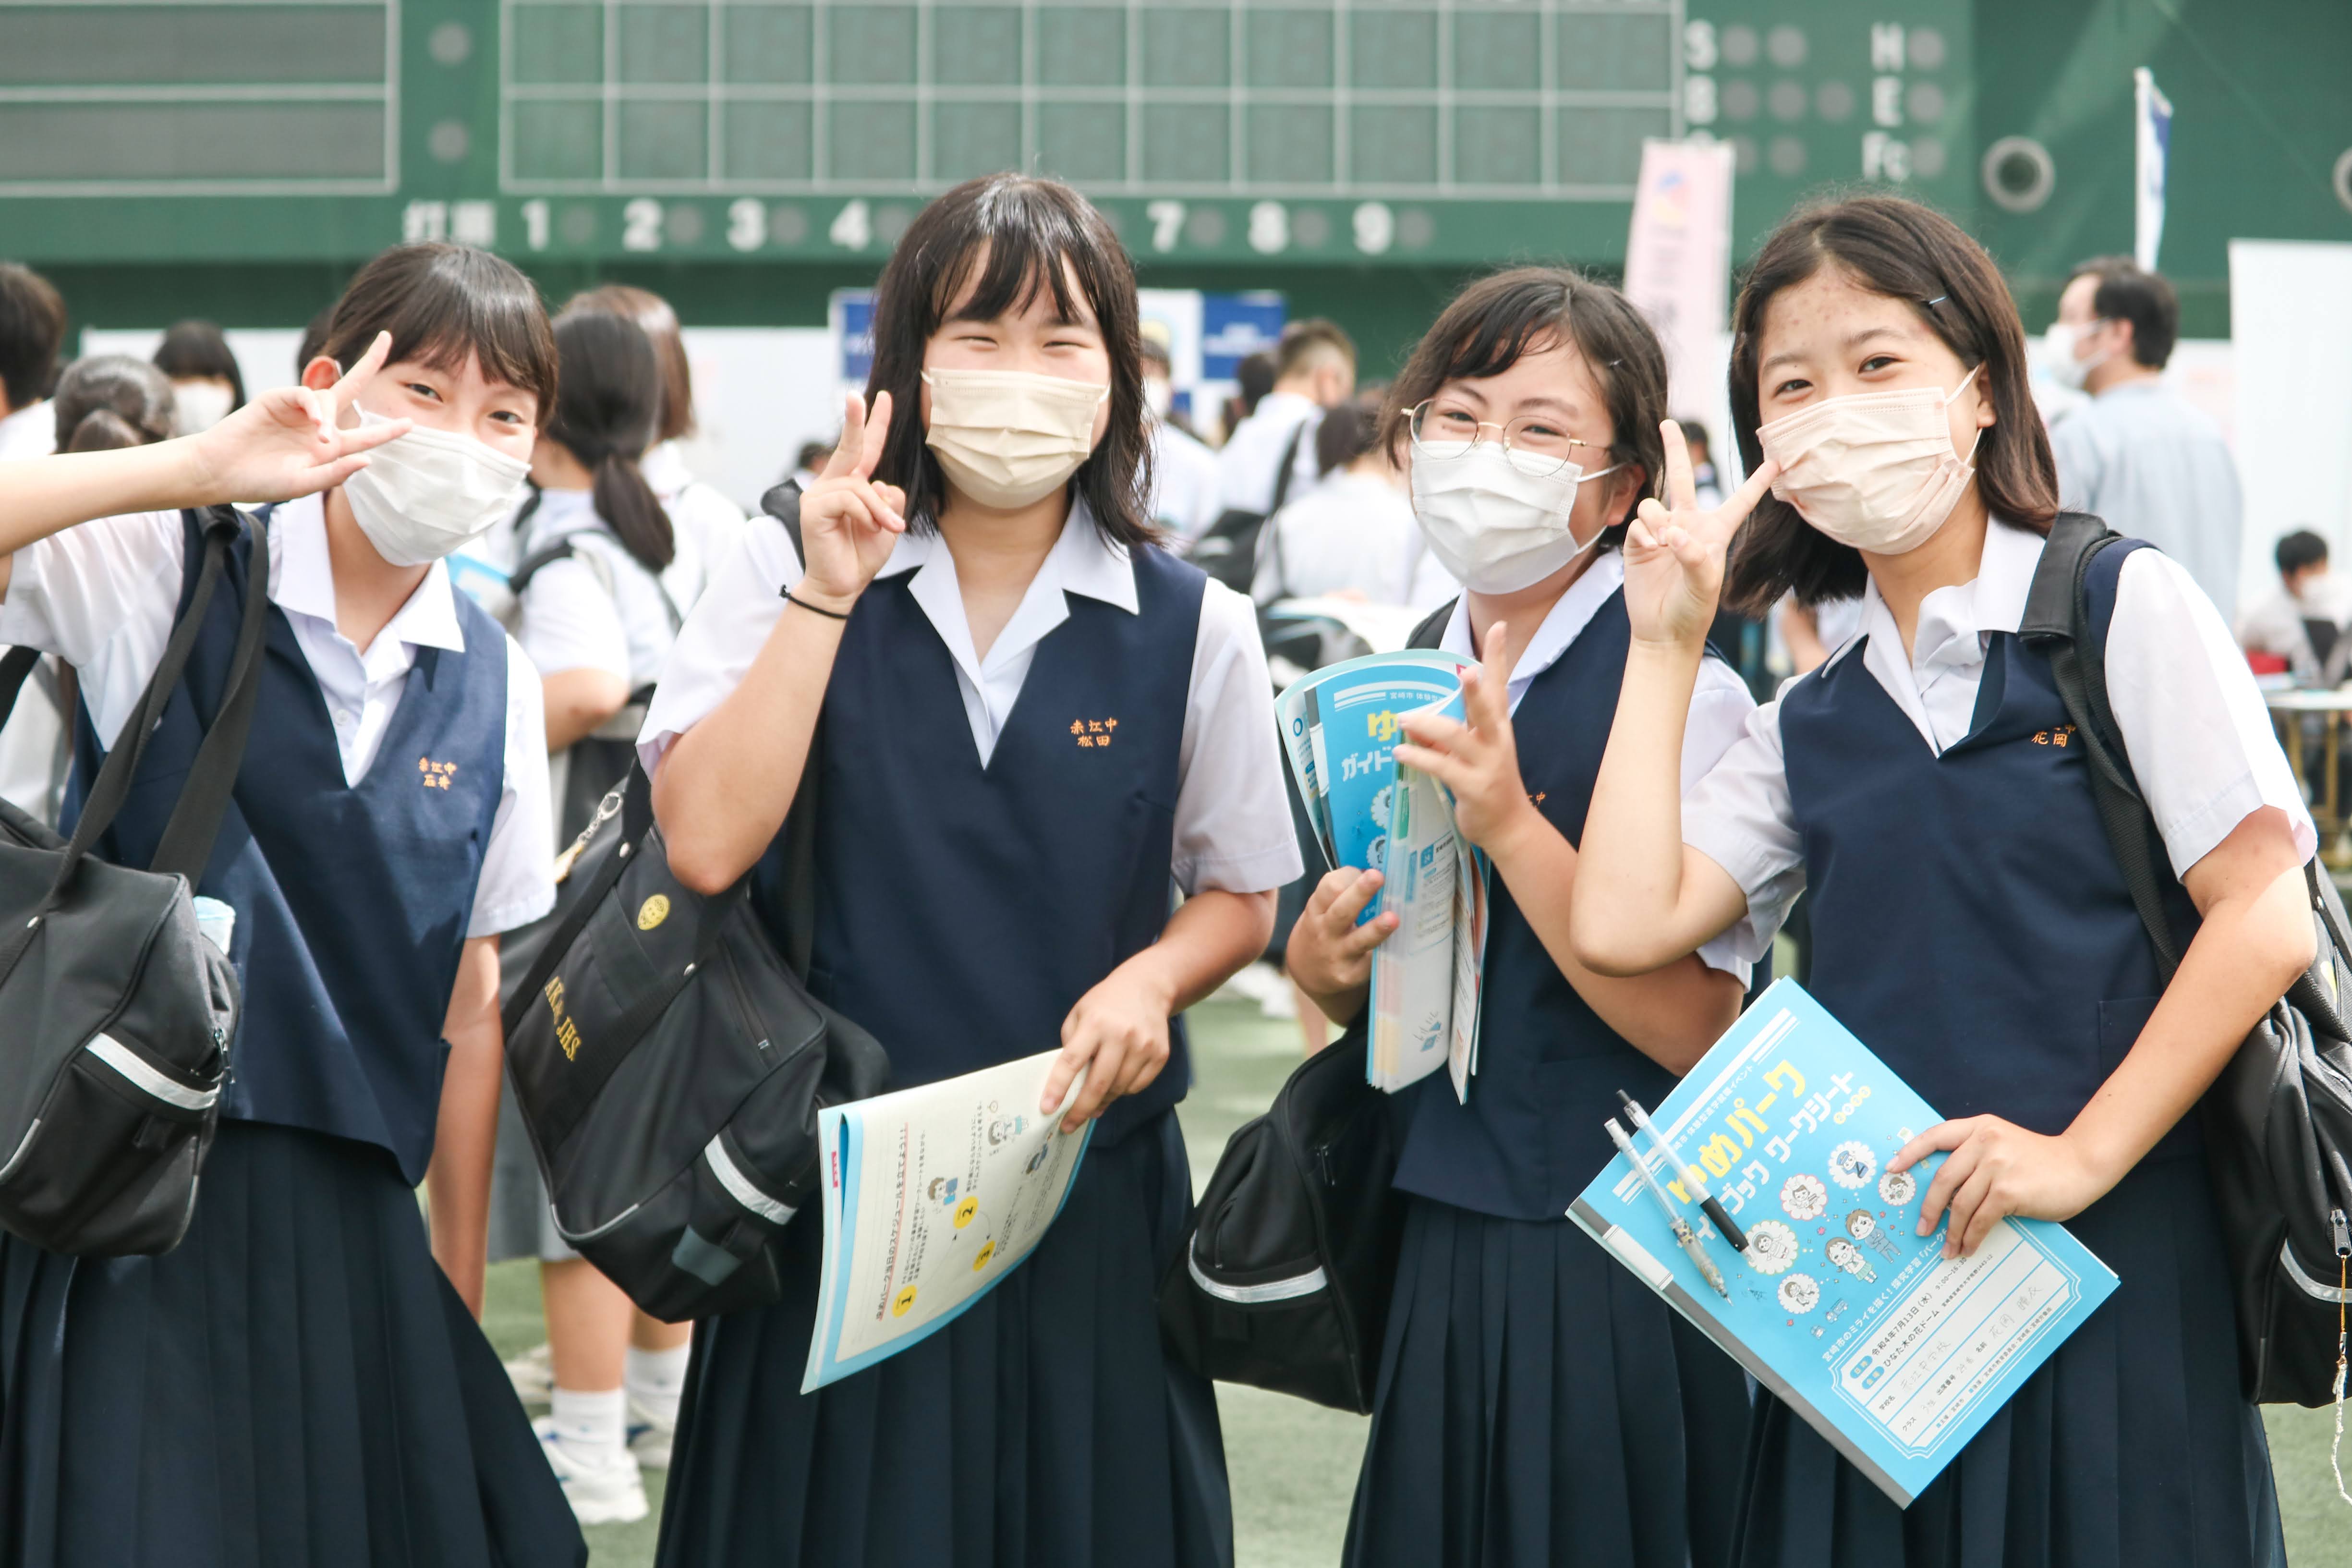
<box><xmin>1394</xmin><ymin>621</ymin><xmax>1542</xmax><ymax>857</ymax></box>
<box><xmin>795</xmin><ymin>391</ymin><xmax>907</xmax><ymax>611</ymax></box>
<box><xmin>1621</xmin><ymin>419</ymin><xmax>1778</xmax><ymax>648</ymax></box>
<box><xmin>184</xmin><ymin>330</ymin><xmax>413</xmax><ymax>504</ymax></box>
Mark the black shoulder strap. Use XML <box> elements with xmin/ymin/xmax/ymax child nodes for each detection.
<box><xmin>2020</xmin><ymin>511</ymin><xmax>2183</xmax><ymax>982</ymax></box>
<box><xmin>1406</xmin><ymin>599</ymin><xmax>1455</xmax><ymax>651</ymax></box>
<box><xmin>508</xmin><ymin>537</ymin><xmax>577</xmax><ymax>596</ymax></box>
<box><xmin>0</xmin><ymin>646</ymin><xmax>41</xmax><ymax>728</ymax></box>
<box><xmin>1267</xmin><ymin>422</ymin><xmax>1309</xmax><ymax>518</ymax></box>
<box><xmin>758</xmin><ymin>484</ymin><xmax>819</xmax><ymax>977</ymax></box>
<box><xmin>148</xmin><ymin>508</ymin><xmax>272</xmax><ymax>882</ymax></box>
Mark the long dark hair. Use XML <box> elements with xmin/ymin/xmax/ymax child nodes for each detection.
<box><xmin>1723</xmin><ymin>195</ymin><xmax>2059</xmax><ymax>612</ymax></box>
<box><xmin>567</xmin><ymin>283</ymin><xmax>696</xmax><ymax>445</ymax></box>
<box><xmin>153</xmin><ymin>320</ymin><xmax>245</xmax><ymax>410</ymax></box>
<box><xmin>547</xmin><ymin>310</ymin><xmax>673</xmax><ymax>572</ymax></box>
<box><xmin>317</xmin><ymin>243</ymin><xmax>558</xmax><ymax>419</ymax></box>
<box><xmin>1381</xmin><ymin>267</ymin><xmax>1669</xmax><ymax>542</ymax></box>
<box><xmin>54</xmin><ymin>354</ymin><xmax>174</xmax><ymax>451</ymax></box>
<box><xmin>865</xmin><ymin>174</ymin><xmax>1155</xmax><ymax>547</ymax></box>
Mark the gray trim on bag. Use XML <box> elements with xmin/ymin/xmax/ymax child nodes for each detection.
<box><xmin>1186</xmin><ymin>1237</ymin><xmax>1327</xmax><ymax>1304</ymax></box>
<box><xmin>86</xmin><ymin>1033</ymin><xmax>218</xmax><ymax>1111</ymax></box>
<box><xmin>2280</xmin><ymin>1238</ymin><xmax>2352</xmax><ymax>1304</ymax></box>
<box><xmin>705</xmin><ymin>1135</ymin><xmax>796</xmax><ymax>1226</ymax></box>
<box><xmin>0</xmin><ymin>1119</ymin><xmax>39</xmax><ymax>1183</ymax></box>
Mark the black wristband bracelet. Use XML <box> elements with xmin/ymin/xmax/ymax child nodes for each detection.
<box><xmin>782</xmin><ymin>586</ymin><xmax>852</xmax><ymax>621</ymax></box>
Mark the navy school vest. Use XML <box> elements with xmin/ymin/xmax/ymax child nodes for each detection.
<box><xmin>787</xmin><ymin>542</ymin><xmax>1206</xmax><ymax>1148</ymax></box>
<box><xmin>1779</xmin><ymin>536</ymin><xmax>2203</xmax><ymax>1158</ymax></box>
<box><xmin>68</xmin><ymin>509</ymin><xmax>509</xmax><ymax>1183</ymax></box>
<box><xmin>1392</xmin><ymin>588</ymin><xmax>1726</xmax><ymax>1221</ymax></box>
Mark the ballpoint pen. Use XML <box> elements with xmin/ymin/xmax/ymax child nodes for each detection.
<box><xmin>1618</xmin><ymin>1089</ymin><xmax>1751</xmax><ymax>1255</ymax></box>
<box><xmin>1606</xmin><ymin>1117</ymin><xmax>1729</xmax><ymax>1299</ymax></box>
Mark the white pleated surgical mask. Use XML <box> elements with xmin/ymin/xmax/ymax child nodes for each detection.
<box><xmin>170</xmin><ymin>380</ymin><xmax>235</xmax><ymax>436</ymax></box>
<box><xmin>1755</xmin><ymin>365</ymin><xmax>1982</xmax><ymax>557</ymax></box>
<box><xmin>2041</xmin><ymin>321</ymin><xmax>2110</xmax><ymax>392</ymax></box>
<box><xmin>1408</xmin><ymin>438</ymin><xmax>1620</xmax><ymax>595</ymax></box>
<box><xmin>339</xmin><ymin>407</ymin><xmax>532</xmax><ymax>568</ymax></box>
<box><xmin>921</xmin><ymin>367</ymin><xmax>1107</xmax><ymax>509</ymax></box>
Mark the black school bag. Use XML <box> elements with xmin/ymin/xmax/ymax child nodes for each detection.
<box><xmin>0</xmin><ymin>508</ymin><xmax>262</xmax><ymax>1256</ymax></box>
<box><xmin>2024</xmin><ymin>511</ymin><xmax>2352</xmax><ymax>1405</ymax></box>
<box><xmin>1187</xmin><ymin>424</ymin><xmax>1308</xmax><ymax>596</ymax></box>
<box><xmin>499</xmin><ymin>492</ymin><xmax>888</xmax><ymax>1322</ymax></box>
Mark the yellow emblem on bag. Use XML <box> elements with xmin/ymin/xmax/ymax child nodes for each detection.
<box><xmin>637</xmin><ymin>894</ymin><xmax>671</xmax><ymax>931</ymax></box>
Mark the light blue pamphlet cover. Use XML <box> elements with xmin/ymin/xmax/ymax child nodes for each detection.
<box><xmin>1311</xmin><ymin>661</ymin><xmax>1464</xmax><ymax>905</ymax></box>
<box><xmin>1568</xmin><ymin>979</ymin><xmax>2118</xmax><ymax>1507</ymax></box>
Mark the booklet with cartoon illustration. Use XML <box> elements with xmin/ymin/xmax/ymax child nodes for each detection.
<box><xmin>1274</xmin><ymin>654</ymin><xmax>1491</xmax><ymax>1098</ymax></box>
<box><xmin>803</xmin><ymin>1052</ymin><xmax>1091</xmax><ymax>1391</ymax></box>
<box><xmin>1568</xmin><ymin>980</ymin><xmax>2119</xmax><ymax>1507</ymax></box>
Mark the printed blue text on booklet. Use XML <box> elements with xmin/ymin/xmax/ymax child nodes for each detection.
<box><xmin>1569</xmin><ymin>980</ymin><xmax>2118</xmax><ymax>1507</ymax></box>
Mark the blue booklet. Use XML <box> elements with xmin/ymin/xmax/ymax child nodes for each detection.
<box><xmin>1568</xmin><ymin>980</ymin><xmax>2119</xmax><ymax>1507</ymax></box>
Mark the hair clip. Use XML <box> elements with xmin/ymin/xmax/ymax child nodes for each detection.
<box><xmin>1923</xmin><ymin>295</ymin><xmax>1949</xmax><ymax>307</ymax></box>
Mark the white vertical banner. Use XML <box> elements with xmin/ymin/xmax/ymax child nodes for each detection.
<box><xmin>2228</xmin><ymin>241</ymin><xmax>2352</xmax><ymax>619</ymax></box>
<box><xmin>2134</xmin><ymin>67</ymin><xmax>2173</xmax><ymax>272</ymax></box>
<box><xmin>1622</xmin><ymin>138</ymin><xmax>1737</xmax><ymax>437</ymax></box>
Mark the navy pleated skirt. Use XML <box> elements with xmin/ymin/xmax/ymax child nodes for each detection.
<box><xmin>655</xmin><ymin>1107</ymin><xmax>1231</xmax><ymax>1568</ymax></box>
<box><xmin>0</xmin><ymin>1120</ymin><xmax>584</xmax><ymax>1568</ymax></box>
<box><xmin>1345</xmin><ymin>1194</ymin><xmax>1752</xmax><ymax>1568</ymax></box>
<box><xmin>1730</xmin><ymin>1152</ymin><xmax>2285</xmax><ymax>1568</ymax></box>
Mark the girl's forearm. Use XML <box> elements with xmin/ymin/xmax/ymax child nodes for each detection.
<box><xmin>1489</xmin><ymin>812</ymin><xmax>1743</xmax><ymax>1070</ymax></box>
<box><xmin>654</xmin><ymin>600</ymin><xmax>846</xmax><ymax>894</ymax></box>
<box><xmin>428</xmin><ymin>936</ymin><xmax>504</xmax><ymax>1317</ymax></box>
<box><xmin>2066</xmin><ymin>859</ymin><xmax>2314</xmax><ymax>1184</ymax></box>
<box><xmin>1115</xmin><ymin>889</ymin><xmax>1278</xmax><ymax>1017</ymax></box>
<box><xmin>0</xmin><ymin>440</ymin><xmax>220</xmax><ymax>558</ymax></box>
<box><xmin>1573</xmin><ymin>637</ymin><xmax>1722</xmax><ymax>974</ymax></box>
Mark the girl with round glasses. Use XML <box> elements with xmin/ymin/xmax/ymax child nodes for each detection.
<box><xmin>1286</xmin><ymin>267</ymin><xmax>1763</xmax><ymax>1568</ymax></box>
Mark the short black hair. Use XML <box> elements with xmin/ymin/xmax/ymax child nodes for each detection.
<box><xmin>795</xmin><ymin>439</ymin><xmax>833</xmax><ymax>474</ymax></box>
<box><xmin>1314</xmin><ymin>394</ymin><xmax>1379</xmax><ymax>476</ymax></box>
<box><xmin>1235</xmin><ymin>351</ymin><xmax>1276</xmax><ymax>417</ymax></box>
<box><xmin>2278</xmin><ymin>530</ymin><xmax>2329</xmax><ymax>577</ymax></box>
<box><xmin>2070</xmin><ymin>255</ymin><xmax>2179</xmax><ymax>370</ymax></box>
<box><xmin>153</xmin><ymin>320</ymin><xmax>245</xmax><ymax>410</ymax></box>
<box><xmin>865</xmin><ymin>173</ymin><xmax>1154</xmax><ymax>547</ymax></box>
<box><xmin>318</xmin><ymin>243</ymin><xmax>558</xmax><ymax>421</ymax></box>
<box><xmin>1676</xmin><ymin>416</ymin><xmax>1712</xmax><ymax>460</ymax></box>
<box><xmin>0</xmin><ymin>262</ymin><xmax>66</xmax><ymax>410</ymax></box>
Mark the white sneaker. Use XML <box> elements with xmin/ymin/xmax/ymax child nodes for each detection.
<box><xmin>626</xmin><ymin>1394</ymin><xmax>677</xmax><ymax>1471</ymax></box>
<box><xmin>533</xmin><ymin>1418</ymin><xmax>649</xmax><ymax>1526</ymax></box>
<box><xmin>505</xmin><ymin>1342</ymin><xmax>553</xmax><ymax>1406</ymax></box>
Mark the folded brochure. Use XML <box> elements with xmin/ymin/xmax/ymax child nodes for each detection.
<box><xmin>1275</xmin><ymin>653</ymin><xmax>1490</xmax><ymax>1097</ymax></box>
<box><xmin>1568</xmin><ymin>979</ymin><xmax>2118</xmax><ymax>1507</ymax></box>
<box><xmin>804</xmin><ymin>1052</ymin><xmax>1091</xmax><ymax>1391</ymax></box>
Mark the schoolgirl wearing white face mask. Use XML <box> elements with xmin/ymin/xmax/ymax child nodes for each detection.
<box><xmin>1575</xmin><ymin>195</ymin><xmax>2301</xmax><ymax>1567</ymax></box>
<box><xmin>0</xmin><ymin>243</ymin><xmax>578</xmax><ymax>1566</ymax></box>
<box><xmin>1285</xmin><ymin>267</ymin><xmax>1757</xmax><ymax>1568</ymax></box>
<box><xmin>641</xmin><ymin>174</ymin><xmax>1298</xmax><ymax>1568</ymax></box>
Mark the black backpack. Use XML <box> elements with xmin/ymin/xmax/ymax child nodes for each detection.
<box><xmin>1157</xmin><ymin>1015</ymin><xmax>1406</xmax><ymax>1413</ymax></box>
<box><xmin>2025</xmin><ymin>511</ymin><xmax>2352</xmax><ymax>1405</ymax></box>
<box><xmin>1188</xmin><ymin>424</ymin><xmax>1308</xmax><ymax>596</ymax></box>
<box><xmin>499</xmin><ymin>493</ymin><xmax>889</xmax><ymax>1322</ymax></box>
<box><xmin>0</xmin><ymin>508</ymin><xmax>261</xmax><ymax>1256</ymax></box>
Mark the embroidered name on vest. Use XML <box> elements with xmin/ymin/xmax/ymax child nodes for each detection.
<box><xmin>419</xmin><ymin>757</ymin><xmax>460</xmax><ymax>789</ymax></box>
<box><xmin>544</xmin><ymin>976</ymin><xmax>582</xmax><ymax>1061</ymax></box>
<box><xmin>2029</xmin><ymin>726</ymin><xmax>2078</xmax><ymax>747</ymax></box>
<box><xmin>1069</xmin><ymin>717</ymin><xmax>1119</xmax><ymax>749</ymax></box>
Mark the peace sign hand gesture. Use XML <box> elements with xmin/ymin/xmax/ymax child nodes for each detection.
<box><xmin>795</xmin><ymin>391</ymin><xmax>908</xmax><ymax>613</ymax></box>
<box><xmin>1394</xmin><ymin>622</ymin><xmax>1540</xmax><ymax>858</ymax></box>
<box><xmin>1621</xmin><ymin>419</ymin><xmax>1779</xmax><ymax>648</ymax></box>
<box><xmin>184</xmin><ymin>330</ymin><xmax>413</xmax><ymax>505</ymax></box>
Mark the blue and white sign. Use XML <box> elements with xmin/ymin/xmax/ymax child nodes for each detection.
<box><xmin>1200</xmin><ymin>292</ymin><xmax>1287</xmax><ymax>381</ymax></box>
<box><xmin>830</xmin><ymin>288</ymin><xmax>875</xmax><ymax>387</ymax></box>
<box><xmin>2134</xmin><ymin>67</ymin><xmax>2173</xmax><ymax>272</ymax></box>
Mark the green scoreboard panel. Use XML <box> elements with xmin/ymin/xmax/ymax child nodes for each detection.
<box><xmin>0</xmin><ymin>0</ymin><xmax>1692</xmax><ymax>266</ymax></box>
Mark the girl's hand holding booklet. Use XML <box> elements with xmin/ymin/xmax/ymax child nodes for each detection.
<box><xmin>1276</xmin><ymin>654</ymin><xmax>1491</xmax><ymax>1098</ymax></box>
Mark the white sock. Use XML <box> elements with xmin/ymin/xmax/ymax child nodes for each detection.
<box><xmin>548</xmin><ymin>1386</ymin><xmax>628</xmax><ymax>1458</ymax></box>
<box><xmin>624</xmin><ymin>1344</ymin><xmax>691</xmax><ymax>1425</ymax></box>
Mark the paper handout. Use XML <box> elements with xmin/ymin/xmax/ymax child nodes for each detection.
<box><xmin>803</xmin><ymin>1052</ymin><xmax>1091</xmax><ymax>1392</ymax></box>
<box><xmin>1569</xmin><ymin>980</ymin><xmax>2118</xmax><ymax>1507</ymax></box>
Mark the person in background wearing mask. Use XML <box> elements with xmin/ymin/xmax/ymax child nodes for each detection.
<box><xmin>1576</xmin><ymin>195</ymin><xmax>2298</xmax><ymax>1568</ymax></box>
<box><xmin>642</xmin><ymin>174</ymin><xmax>1297</xmax><ymax>1568</ymax></box>
<box><xmin>2047</xmin><ymin>256</ymin><xmax>2243</xmax><ymax>615</ymax></box>
<box><xmin>2238</xmin><ymin>528</ymin><xmax>2350</xmax><ymax>682</ymax></box>
<box><xmin>563</xmin><ymin>284</ymin><xmax>747</xmax><ymax>610</ymax></box>
<box><xmin>1285</xmin><ymin>267</ymin><xmax>1756</xmax><ymax>1568</ymax></box>
<box><xmin>1251</xmin><ymin>391</ymin><xmax>1447</xmax><ymax>608</ymax></box>
<box><xmin>152</xmin><ymin>319</ymin><xmax>245</xmax><ymax>437</ymax></box>
<box><xmin>1141</xmin><ymin>333</ymin><xmax>1222</xmax><ymax>541</ymax></box>
<box><xmin>0</xmin><ymin>247</ymin><xmax>581</xmax><ymax>1568</ymax></box>
<box><xmin>492</xmin><ymin>309</ymin><xmax>692</xmax><ymax>1527</ymax></box>
<box><xmin>1217</xmin><ymin>320</ymin><xmax>1355</xmax><ymax>516</ymax></box>
<box><xmin>0</xmin><ymin>263</ymin><xmax>70</xmax><ymax>825</ymax></box>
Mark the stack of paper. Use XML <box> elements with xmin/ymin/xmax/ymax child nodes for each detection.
<box><xmin>1277</xmin><ymin>655</ymin><xmax>1492</xmax><ymax>1098</ymax></box>
<box><xmin>1569</xmin><ymin>980</ymin><xmax>2118</xmax><ymax>1507</ymax></box>
<box><xmin>803</xmin><ymin>1052</ymin><xmax>1091</xmax><ymax>1391</ymax></box>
